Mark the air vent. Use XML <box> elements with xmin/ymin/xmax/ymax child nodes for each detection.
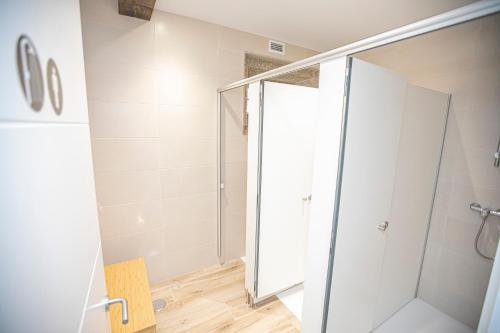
<box><xmin>268</xmin><ymin>40</ymin><xmax>285</xmax><ymax>55</ymax></box>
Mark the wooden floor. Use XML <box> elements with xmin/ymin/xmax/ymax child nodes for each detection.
<box><xmin>151</xmin><ymin>259</ymin><xmax>301</xmax><ymax>333</ymax></box>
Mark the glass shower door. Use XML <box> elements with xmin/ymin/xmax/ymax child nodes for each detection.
<box><xmin>218</xmin><ymin>86</ymin><xmax>249</xmax><ymax>262</ymax></box>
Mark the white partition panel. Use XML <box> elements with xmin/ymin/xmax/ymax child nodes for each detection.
<box><xmin>373</xmin><ymin>85</ymin><xmax>449</xmax><ymax>327</ymax></box>
<box><xmin>245</xmin><ymin>82</ymin><xmax>261</xmax><ymax>294</ymax></box>
<box><xmin>326</xmin><ymin>59</ymin><xmax>450</xmax><ymax>332</ymax></box>
<box><xmin>302</xmin><ymin>57</ymin><xmax>347</xmax><ymax>333</ymax></box>
<box><xmin>327</xmin><ymin>59</ymin><xmax>407</xmax><ymax>332</ymax></box>
<box><xmin>256</xmin><ymin>82</ymin><xmax>319</xmax><ymax>299</ymax></box>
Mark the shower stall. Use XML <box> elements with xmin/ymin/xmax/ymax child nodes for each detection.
<box><xmin>217</xmin><ymin>2</ymin><xmax>500</xmax><ymax>332</ymax></box>
<box><xmin>324</xmin><ymin>13</ymin><xmax>500</xmax><ymax>332</ymax></box>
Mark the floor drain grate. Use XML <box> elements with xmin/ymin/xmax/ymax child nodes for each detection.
<box><xmin>152</xmin><ymin>298</ymin><xmax>167</xmax><ymax>312</ymax></box>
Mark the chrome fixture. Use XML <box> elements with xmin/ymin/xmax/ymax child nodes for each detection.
<box><xmin>494</xmin><ymin>136</ymin><xmax>500</xmax><ymax>168</ymax></box>
<box><xmin>88</xmin><ymin>296</ymin><xmax>128</xmax><ymax>325</ymax></box>
<box><xmin>470</xmin><ymin>203</ymin><xmax>500</xmax><ymax>260</ymax></box>
<box><xmin>377</xmin><ymin>221</ymin><xmax>389</xmax><ymax>232</ymax></box>
<box><xmin>302</xmin><ymin>194</ymin><xmax>312</xmax><ymax>202</ymax></box>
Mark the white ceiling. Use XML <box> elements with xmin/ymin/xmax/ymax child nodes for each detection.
<box><xmin>155</xmin><ymin>0</ymin><xmax>476</xmax><ymax>51</ymax></box>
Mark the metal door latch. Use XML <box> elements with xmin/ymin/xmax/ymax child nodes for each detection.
<box><xmin>88</xmin><ymin>296</ymin><xmax>129</xmax><ymax>325</ymax></box>
<box><xmin>377</xmin><ymin>221</ymin><xmax>389</xmax><ymax>232</ymax></box>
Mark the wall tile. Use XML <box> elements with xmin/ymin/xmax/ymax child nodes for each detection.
<box><xmin>86</xmin><ymin>61</ymin><xmax>157</xmax><ymax>104</ymax></box>
<box><xmin>160</xmin><ymin>137</ymin><xmax>216</xmax><ymax>169</ymax></box>
<box><xmin>95</xmin><ymin>170</ymin><xmax>162</xmax><ymax>206</ymax></box>
<box><xmin>179</xmin><ymin>166</ymin><xmax>217</xmax><ymax>195</ymax></box>
<box><xmin>92</xmin><ymin>139</ymin><xmax>160</xmax><ymax>172</ymax></box>
<box><xmin>159</xmin><ymin>169</ymin><xmax>184</xmax><ymax>198</ymax></box>
<box><xmin>162</xmin><ymin>243</ymin><xmax>219</xmax><ymax>280</ymax></box>
<box><xmin>82</xmin><ymin>20</ymin><xmax>155</xmax><ymax>69</ymax></box>
<box><xmin>88</xmin><ymin>101</ymin><xmax>159</xmax><ymax>138</ymax></box>
<box><xmin>82</xmin><ymin>4</ymin><xmax>316</xmax><ymax>284</ymax></box>
<box><xmin>158</xmin><ymin>105</ymin><xmax>216</xmax><ymax>138</ymax></box>
<box><xmin>102</xmin><ymin>227</ymin><xmax>165</xmax><ymax>265</ymax></box>
<box><xmin>156</xmin><ymin>69</ymin><xmax>217</xmax><ymax>108</ymax></box>
<box><xmin>154</xmin><ymin>12</ymin><xmax>218</xmax><ymax>76</ymax></box>
<box><xmin>99</xmin><ymin>199</ymin><xmax>163</xmax><ymax>238</ymax></box>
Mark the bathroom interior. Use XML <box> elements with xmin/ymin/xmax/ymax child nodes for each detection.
<box><xmin>217</xmin><ymin>11</ymin><xmax>500</xmax><ymax>333</ymax></box>
<box><xmin>1</xmin><ymin>0</ymin><xmax>500</xmax><ymax>332</ymax></box>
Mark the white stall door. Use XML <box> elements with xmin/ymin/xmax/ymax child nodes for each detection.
<box><xmin>0</xmin><ymin>1</ymin><xmax>109</xmax><ymax>332</ymax></box>
<box><xmin>256</xmin><ymin>82</ymin><xmax>319</xmax><ymax>299</ymax></box>
<box><xmin>327</xmin><ymin>59</ymin><xmax>407</xmax><ymax>332</ymax></box>
<box><xmin>326</xmin><ymin>59</ymin><xmax>449</xmax><ymax>332</ymax></box>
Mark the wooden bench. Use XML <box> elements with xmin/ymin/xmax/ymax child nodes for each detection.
<box><xmin>105</xmin><ymin>258</ymin><xmax>156</xmax><ymax>333</ymax></box>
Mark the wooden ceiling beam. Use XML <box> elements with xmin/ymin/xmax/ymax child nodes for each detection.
<box><xmin>118</xmin><ymin>0</ymin><xmax>156</xmax><ymax>21</ymax></box>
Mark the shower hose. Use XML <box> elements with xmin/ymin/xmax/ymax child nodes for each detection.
<box><xmin>475</xmin><ymin>213</ymin><xmax>497</xmax><ymax>261</ymax></box>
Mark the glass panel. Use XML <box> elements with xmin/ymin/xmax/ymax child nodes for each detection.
<box><xmin>219</xmin><ymin>85</ymin><xmax>248</xmax><ymax>262</ymax></box>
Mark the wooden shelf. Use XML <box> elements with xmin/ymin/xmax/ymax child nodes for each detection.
<box><xmin>105</xmin><ymin>258</ymin><xmax>156</xmax><ymax>333</ymax></box>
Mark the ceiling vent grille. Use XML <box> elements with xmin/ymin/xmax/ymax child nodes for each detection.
<box><xmin>268</xmin><ymin>40</ymin><xmax>285</xmax><ymax>55</ymax></box>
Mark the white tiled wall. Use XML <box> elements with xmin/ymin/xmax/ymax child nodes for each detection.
<box><xmin>80</xmin><ymin>0</ymin><xmax>316</xmax><ymax>284</ymax></box>
<box><xmin>357</xmin><ymin>13</ymin><xmax>500</xmax><ymax>329</ymax></box>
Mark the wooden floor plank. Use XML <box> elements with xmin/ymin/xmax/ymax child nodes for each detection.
<box><xmin>151</xmin><ymin>260</ymin><xmax>301</xmax><ymax>333</ymax></box>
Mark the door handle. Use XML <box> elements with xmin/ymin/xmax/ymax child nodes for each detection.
<box><xmin>302</xmin><ymin>195</ymin><xmax>312</xmax><ymax>202</ymax></box>
<box><xmin>88</xmin><ymin>296</ymin><xmax>129</xmax><ymax>325</ymax></box>
<box><xmin>377</xmin><ymin>221</ymin><xmax>389</xmax><ymax>232</ymax></box>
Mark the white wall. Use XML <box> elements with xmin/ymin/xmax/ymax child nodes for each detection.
<box><xmin>356</xmin><ymin>13</ymin><xmax>500</xmax><ymax>329</ymax></box>
<box><xmin>80</xmin><ymin>0</ymin><xmax>316</xmax><ymax>284</ymax></box>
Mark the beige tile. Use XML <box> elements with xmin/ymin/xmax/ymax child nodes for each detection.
<box><xmin>163</xmin><ymin>243</ymin><xmax>219</xmax><ymax>279</ymax></box>
<box><xmin>432</xmin><ymin>248</ymin><xmax>493</xmax><ymax>326</ymax></box>
<box><xmin>442</xmin><ymin>216</ymin><xmax>478</xmax><ymax>257</ymax></box>
<box><xmin>92</xmin><ymin>139</ymin><xmax>160</xmax><ymax>172</ymax></box>
<box><xmin>164</xmin><ymin>216</ymin><xmax>216</xmax><ymax>253</ymax></box>
<box><xmin>156</xmin><ymin>69</ymin><xmax>217</xmax><ymax>108</ymax></box>
<box><xmin>82</xmin><ymin>19</ymin><xmax>155</xmax><ymax>69</ymax></box>
<box><xmin>180</xmin><ymin>166</ymin><xmax>218</xmax><ymax>195</ymax></box>
<box><xmin>102</xmin><ymin>227</ymin><xmax>165</xmax><ymax>265</ymax></box>
<box><xmin>224</xmin><ymin>137</ymin><xmax>247</xmax><ymax>163</ymax></box>
<box><xmin>88</xmin><ymin>101</ymin><xmax>159</xmax><ymax>138</ymax></box>
<box><xmin>95</xmin><ymin>170</ymin><xmax>162</xmax><ymax>206</ymax></box>
<box><xmin>217</xmin><ymin>49</ymin><xmax>245</xmax><ymax>83</ymax></box>
<box><xmin>98</xmin><ymin>199</ymin><xmax>163</xmax><ymax>238</ymax></box>
<box><xmin>453</xmin><ymin>148</ymin><xmax>500</xmax><ymax>191</ymax></box>
<box><xmin>154</xmin><ymin>12</ymin><xmax>218</xmax><ymax>77</ymax></box>
<box><xmin>162</xmin><ymin>192</ymin><xmax>216</xmax><ymax>224</ymax></box>
<box><xmin>160</xmin><ymin>169</ymin><xmax>184</xmax><ymax>198</ymax></box>
<box><xmin>85</xmin><ymin>61</ymin><xmax>157</xmax><ymax>104</ymax></box>
<box><xmin>158</xmin><ymin>105</ymin><xmax>217</xmax><ymax>138</ymax></box>
<box><xmin>160</xmin><ymin>137</ymin><xmax>216</xmax><ymax>168</ymax></box>
<box><xmin>221</xmin><ymin>88</ymin><xmax>246</xmax><ymax>138</ymax></box>
<box><xmin>222</xmin><ymin>162</ymin><xmax>247</xmax><ymax>192</ymax></box>
<box><xmin>145</xmin><ymin>251</ymin><xmax>169</xmax><ymax>285</ymax></box>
